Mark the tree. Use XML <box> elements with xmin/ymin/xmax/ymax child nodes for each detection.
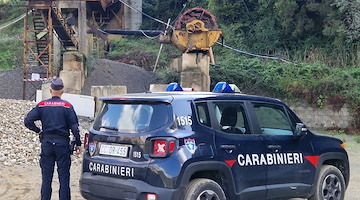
<box><xmin>0</xmin><ymin>0</ymin><xmax>21</xmax><ymax>5</ymax></box>
<box><xmin>333</xmin><ymin>0</ymin><xmax>360</xmax><ymax>42</ymax></box>
<box><xmin>155</xmin><ymin>0</ymin><xmax>188</xmax><ymax>24</ymax></box>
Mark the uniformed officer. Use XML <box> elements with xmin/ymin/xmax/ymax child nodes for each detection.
<box><xmin>24</xmin><ymin>77</ymin><xmax>82</xmax><ymax>200</ymax></box>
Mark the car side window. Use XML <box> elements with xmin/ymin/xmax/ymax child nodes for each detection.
<box><xmin>253</xmin><ymin>103</ymin><xmax>293</xmax><ymax>135</ymax></box>
<box><xmin>195</xmin><ymin>102</ymin><xmax>211</xmax><ymax>127</ymax></box>
<box><xmin>212</xmin><ymin>102</ymin><xmax>249</xmax><ymax>134</ymax></box>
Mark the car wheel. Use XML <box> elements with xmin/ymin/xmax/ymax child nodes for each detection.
<box><xmin>183</xmin><ymin>178</ymin><xmax>226</xmax><ymax>200</ymax></box>
<box><xmin>310</xmin><ymin>165</ymin><xmax>345</xmax><ymax>200</ymax></box>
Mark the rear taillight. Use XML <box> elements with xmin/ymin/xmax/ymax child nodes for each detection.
<box><xmin>146</xmin><ymin>193</ymin><xmax>157</xmax><ymax>200</ymax></box>
<box><xmin>153</xmin><ymin>140</ymin><xmax>167</xmax><ymax>156</ymax></box>
<box><xmin>84</xmin><ymin>133</ymin><xmax>89</xmax><ymax>149</ymax></box>
<box><xmin>150</xmin><ymin>138</ymin><xmax>177</xmax><ymax>157</ymax></box>
<box><xmin>169</xmin><ymin>141</ymin><xmax>176</xmax><ymax>152</ymax></box>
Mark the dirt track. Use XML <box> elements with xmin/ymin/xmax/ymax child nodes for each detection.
<box><xmin>0</xmin><ymin>156</ymin><xmax>84</xmax><ymax>200</ymax></box>
<box><xmin>339</xmin><ymin>134</ymin><xmax>359</xmax><ymax>200</ymax></box>
<box><xmin>0</xmin><ymin>134</ymin><xmax>359</xmax><ymax>200</ymax></box>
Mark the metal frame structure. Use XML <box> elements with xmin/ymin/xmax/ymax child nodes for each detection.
<box><xmin>23</xmin><ymin>2</ymin><xmax>53</xmax><ymax>99</ymax></box>
<box><xmin>22</xmin><ymin>0</ymin><xmax>121</xmax><ymax>99</ymax></box>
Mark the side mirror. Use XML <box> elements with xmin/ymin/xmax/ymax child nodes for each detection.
<box><xmin>295</xmin><ymin>123</ymin><xmax>307</xmax><ymax>136</ymax></box>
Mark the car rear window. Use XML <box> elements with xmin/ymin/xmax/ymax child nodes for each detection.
<box><xmin>93</xmin><ymin>102</ymin><xmax>169</xmax><ymax>133</ymax></box>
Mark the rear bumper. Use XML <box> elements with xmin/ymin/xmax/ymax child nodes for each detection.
<box><xmin>80</xmin><ymin>172</ymin><xmax>180</xmax><ymax>200</ymax></box>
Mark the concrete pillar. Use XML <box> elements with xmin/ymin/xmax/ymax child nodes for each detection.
<box><xmin>41</xmin><ymin>82</ymin><xmax>51</xmax><ymax>100</ymax></box>
<box><xmin>124</xmin><ymin>0</ymin><xmax>142</xmax><ymax>30</ymax></box>
<box><xmin>91</xmin><ymin>86</ymin><xmax>127</xmax><ymax>114</ymax></box>
<box><xmin>180</xmin><ymin>70</ymin><xmax>210</xmax><ymax>92</ymax></box>
<box><xmin>172</xmin><ymin>53</ymin><xmax>210</xmax><ymax>92</ymax></box>
<box><xmin>78</xmin><ymin>1</ymin><xmax>88</xmax><ymax>55</ymax></box>
<box><xmin>59</xmin><ymin>52</ymin><xmax>86</xmax><ymax>94</ymax></box>
<box><xmin>149</xmin><ymin>84</ymin><xmax>168</xmax><ymax>92</ymax></box>
<box><xmin>53</xmin><ymin>35</ymin><xmax>61</xmax><ymax>76</ymax></box>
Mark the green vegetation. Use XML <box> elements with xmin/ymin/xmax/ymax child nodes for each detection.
<box><xmin>144</xmin><ymin>0</ymin><xmax>360</xmax><ymax>68</ymax></box>
<box><xmin>0</xmin><ymin>0</ymin><xmax>21</xmax><ymax>5</ymax></box>
<box><xmin>107</xmin><ymin>36</ymin><xmax>181</xmax><ymax>71</ymax></box>
<box><xmin>0</xmin><ymin>2</ymin><xmax>25</xmax><ymax>70</ymax></box>
<box><xmin>355</xmin><ymin>136</ymin><xmax>360</xmax><ymax>144</ymax></box>
<box><xmin>210</xmin><ymin>54</ymin><xmax>359</xmax><ymax>109</ymax></box>
<box><xmin>0</xmin><ymin>34</ymin><xmax>22</xmax><ymax>70</ymax></box>
<box><xmin>140</xmin><ymin>0</ymin><xmax>360</xmax><ymax>130</ymax></box>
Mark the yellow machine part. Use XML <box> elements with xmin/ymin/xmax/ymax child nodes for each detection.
<box><xmin>171</xmin><ymin>20</ymin><xmax>222</xmax><ymax>52</ymax></box>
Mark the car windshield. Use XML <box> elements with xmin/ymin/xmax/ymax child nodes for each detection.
<box><xmin>93</xmin><ymin>102</ymin><xmax>169</xmax><ymax>133</ymax></box>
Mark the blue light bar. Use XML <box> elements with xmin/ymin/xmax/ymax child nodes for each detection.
<box><xmin>212</xmin><ymin>82</ymin><xmax>234</xmax><ymax>93</ymax></box>
<box><xmin>166</xmin><ymin>83</ymin><xmax>183</xmax><ymax>91</ymax></box>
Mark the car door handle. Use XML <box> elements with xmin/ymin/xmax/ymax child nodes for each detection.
<box><xmin>220</xmin><ymin>145</ymin><xmax>236</xmax><ymax>153</ymax></box>
<box><xmin>220</xmin><ymin>145</ymin><xmax>236</xmax><ymax>150</ymax></box>
<box><xmin>268</xmin><ymin>145</ymin><xmax>281</xmax><ymax>151</ymax></box>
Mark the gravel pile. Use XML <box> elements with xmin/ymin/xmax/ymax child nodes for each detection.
<box><xmin>0</xmin><ymin>67</ymin><xmax>42</xmax><ymax>100</ymax></box>
<box><xmin>81</xmin><ymin>59</ymin><xmax>159</xmax><ymax>95</ymax></box>
<box><xmin>0</xmin><ymin>99</ymin><xmax>92</xmax><ymax>166</ymax></box>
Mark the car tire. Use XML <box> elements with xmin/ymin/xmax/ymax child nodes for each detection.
<box><xmin>183</xmin><ymin>178</ymin><xmax>226</xmax><ymax>200</ymax></box>
<box><xmin>310</xmin><ymin>165</ymin><xmax>345</xmax><ymax>200</ymax></box>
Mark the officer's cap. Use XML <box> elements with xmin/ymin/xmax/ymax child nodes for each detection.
<box><xmin>51</xmin><ymin>77</ymin><xmax>64</xmax><ymax>90</ymax></box>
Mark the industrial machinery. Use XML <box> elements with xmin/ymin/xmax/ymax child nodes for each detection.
<box><xmin>22</xmin><ymin>0</ymin><xmax>124</xmax><ymax>99</ymax></box>
<box><xmin>170</xmin><ymin>7</ymin><xmax>222</xmax><ymax>53</ymax></box>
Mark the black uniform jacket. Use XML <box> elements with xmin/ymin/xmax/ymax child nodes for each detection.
<box><xmin>24</xmin><ymin>96</ymin><xmax>81</xmax><ymax>146</ymax></box>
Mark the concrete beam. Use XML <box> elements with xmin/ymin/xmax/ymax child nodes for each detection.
<box><xmin>173</xmin><ymin>53</ymin><xmax>211</xmax><ymax>92</ymax></box>
<box><xmin>91</xmin><ymin>85</ymin><xmax>127</xmax><ymax>114</ymax></box>
<box><xmin>60</xmin><ymin>51</ymin><xmax>86</xmax><ymax>94</ymax></box>
<box><xmin>123</xmin><ymin>0</ymin><xmax>142</xmax><ymax>30</ymax></box>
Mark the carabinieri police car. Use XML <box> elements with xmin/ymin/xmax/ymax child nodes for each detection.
<box><xmin>79</xmin><ymin>82</ymin><xmax>349</xmax><ymax>200</ymax></box>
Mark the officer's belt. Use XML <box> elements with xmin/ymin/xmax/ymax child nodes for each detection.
<box><xmin>43</xmin><ymin>133</ymin><xmax>69</xmax><ymax>140</ymax></box>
